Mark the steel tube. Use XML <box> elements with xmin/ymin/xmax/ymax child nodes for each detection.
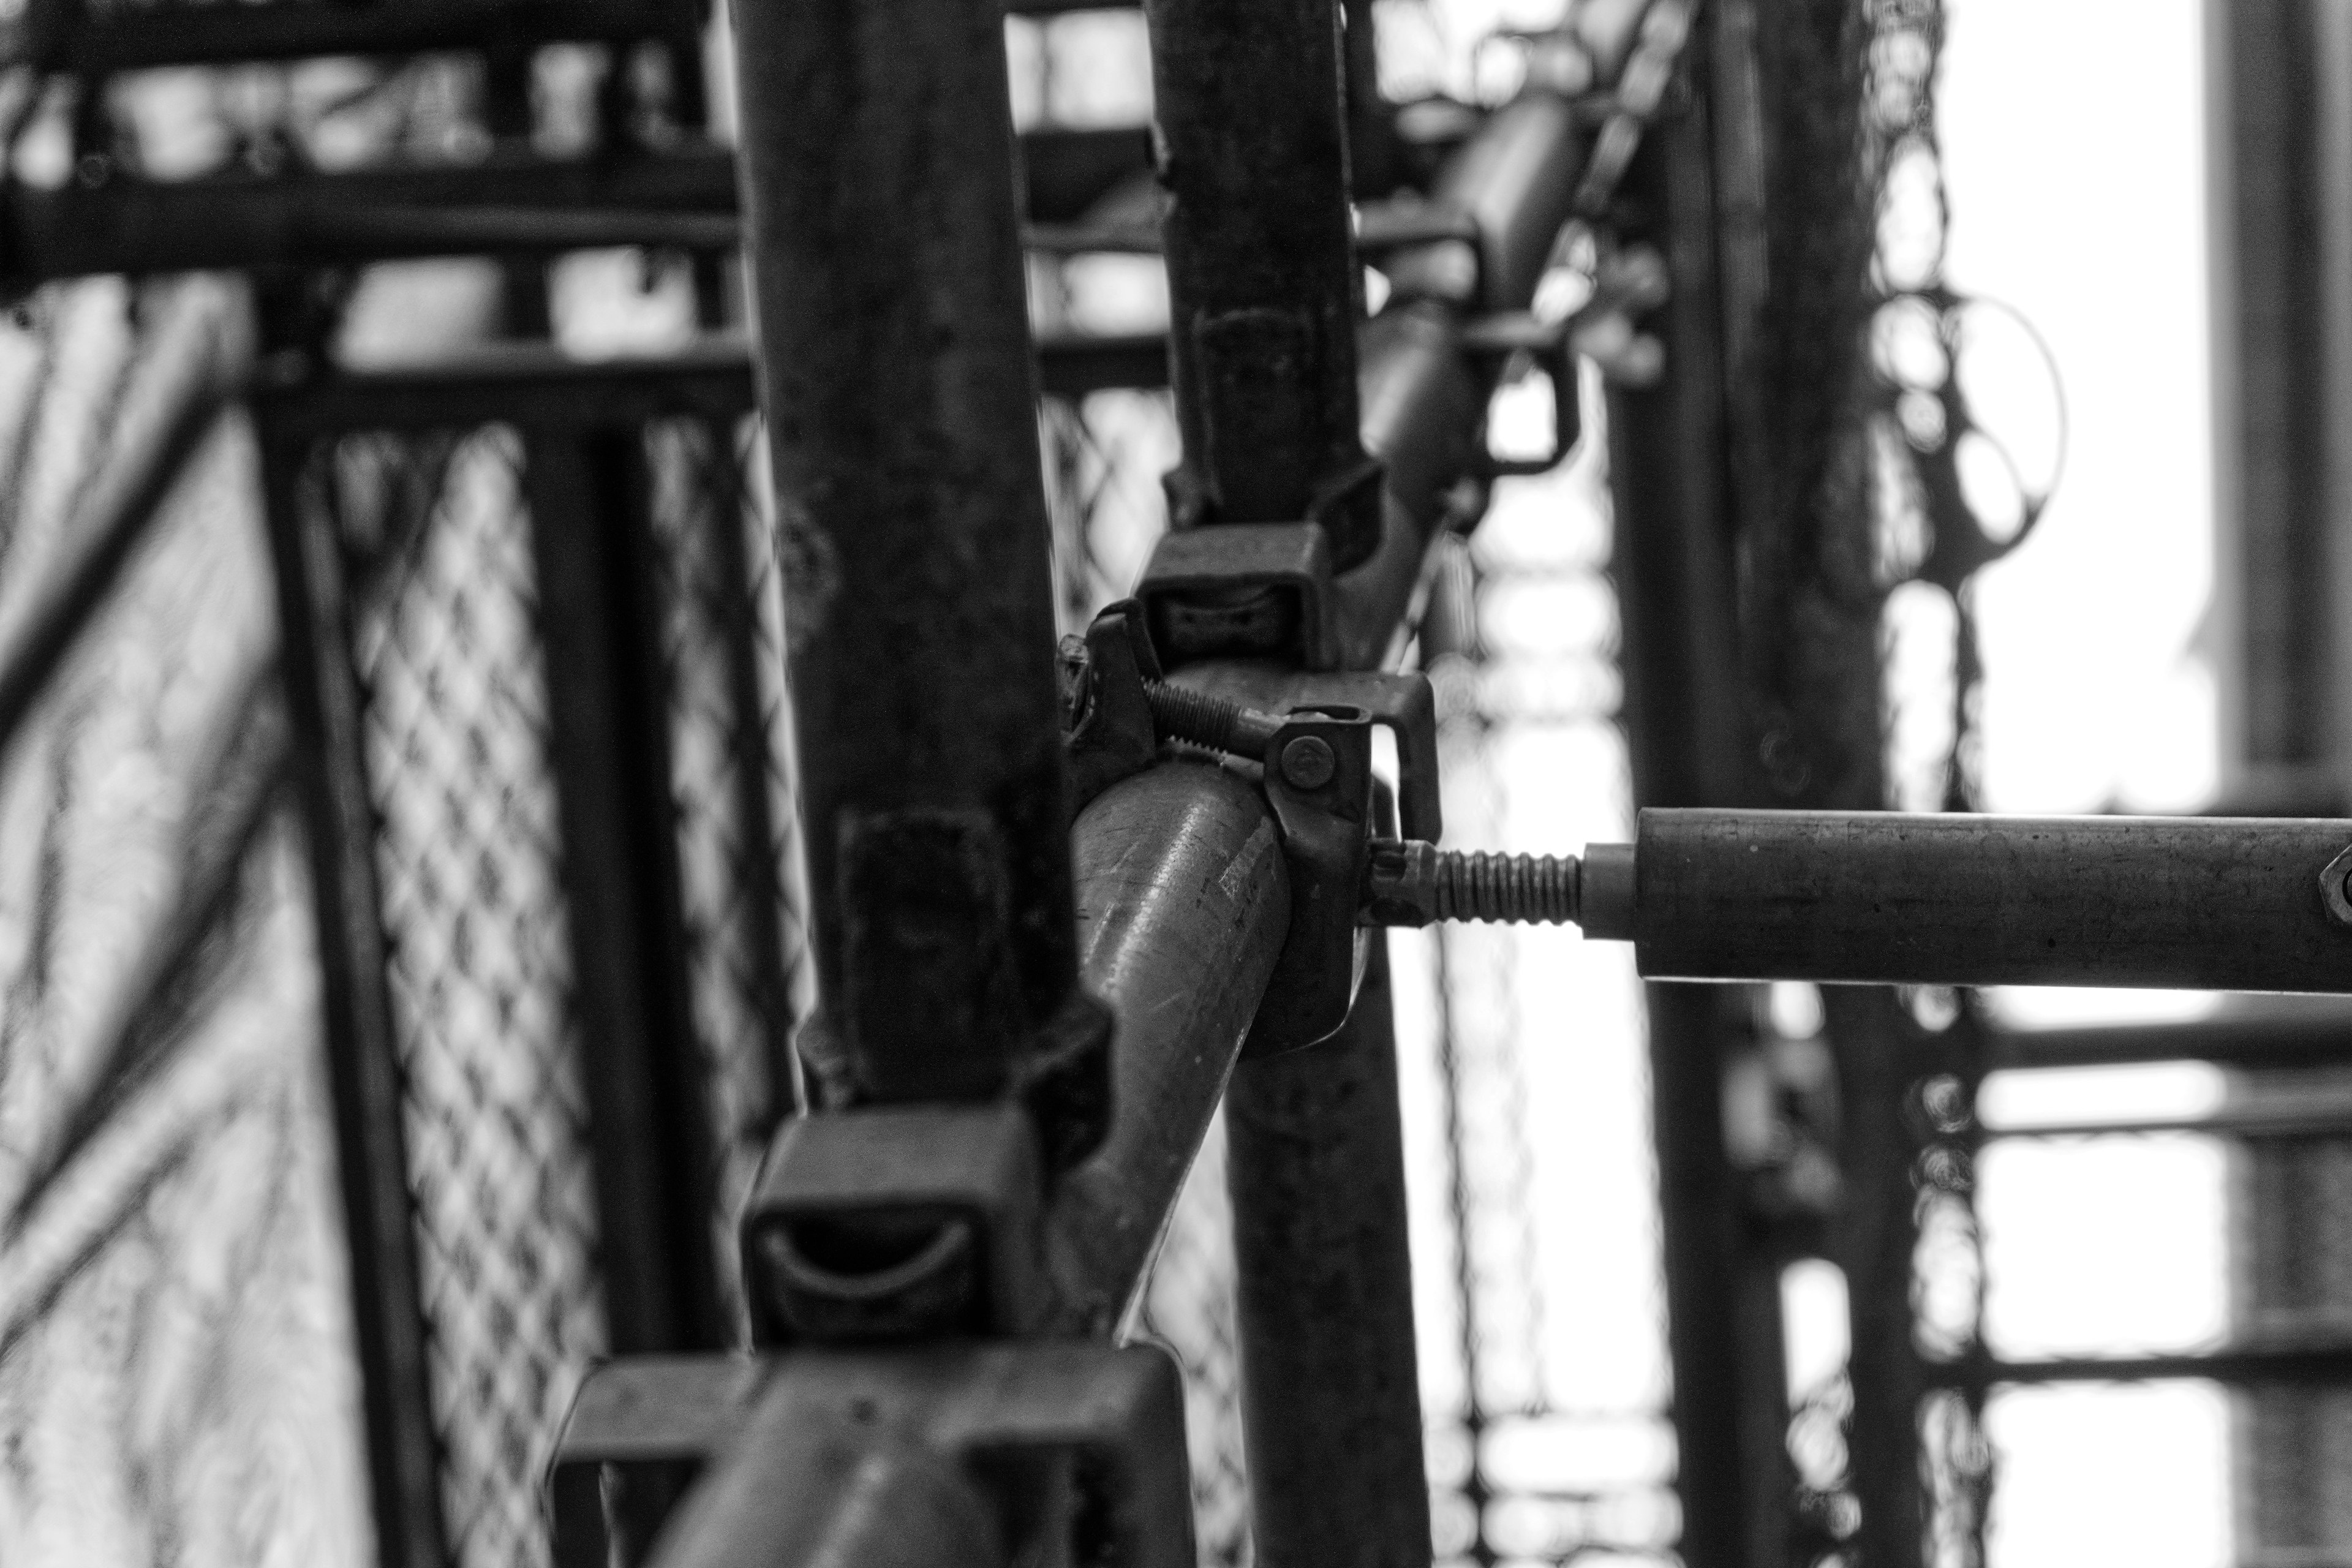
<box><xmin>1331</xmin><ymin>92</ymin><xmax>1591</xmax><ymax>667</ymax></box>
<box><xmin>1626</xmin><ymin>809</ymin><xmax>2352</xmax><ymax>993</ymax></box>
<box><xmin>1222</xmin><ymin>938</ymin><xmax>1431</xmax><ymax>1568</ymax></box>
<box><xmin>1988</xmin><ymin>1007</ymin><xmax>2352</xmax><ymax>1071</ymax></box>
<box><xmin>0</xmin><ymin>129</ymin><xmax>1150</xmax><ymax>283</ymax></box>
<box><xmin>1047</xmin><ymin>759</ymin><xmax>1290</xmax><ymax>1335</ymax></box>
<box><xmin>1142</xmin><ymin>4</ymin><xmax>1452</xmax><ymax>1559</ymax></box>
<box><xmin>1605</xmin><ymin>83</ymin><xmax>1789</xmax><ymax>1567</ymax></box>
<box><xmin>729</xmin><ymin>0</ymin><xmax>1074</xmax><ymax>1097</ymax></box>
<box><xmin>651</xmin><ymin>1388</ymin><xmax>1008</xmax><ymax>1568</ymax></box>
<box><xmin>1147</xmin><ymin>0</ymin><xmax>1374</xmax><ymax>560</ymax></box>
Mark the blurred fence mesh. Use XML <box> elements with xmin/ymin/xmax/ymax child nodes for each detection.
<box><xmin>320</xmin><ymin>424</ymin><xmax>609</xmax><ymax>1568</ymax></box>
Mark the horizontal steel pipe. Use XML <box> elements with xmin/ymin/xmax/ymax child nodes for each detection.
<box><xmin>1988</xmin><ymin>1006</ymin><xmax>2352</xmax><ymax>1070</ymax></box>
<box><xmin>1046</xmin><ymin>757</ymin><xmax>1289</xmax><ymax>1335</ymax></box>
<box><xmin>1621</xmin><ymin>809</ymin><xmax>2352</xmax><ymax>993</ymax></box>
<box><xmin>6</xmin><ymin>0</ymin><xmax>1116</xmax><ymax>72</ymax></box>
<box><xmin>0</xmin><ymin>128</ymin><xmax>1149</xmax><ymax>282</ymax></box>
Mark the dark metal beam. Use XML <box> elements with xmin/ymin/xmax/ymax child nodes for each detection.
<box><xmin>523</xmin><ymin>428</ymin><xmax>727</xmax><ymax>1352</ymax></box>
<box><xmin>1147</xmin><ymin>0</ymin><xmax>1378</xmax><ymax>562</ymax></box>
<box><xmin>1988</xmin><ymin>1010</ymin><xmax>2352</xmax><ymax>1071</ymax></box>
<box><xmin>0</xmin><ymin>127</ymin><xmax>1152</xmax><ymax>282</ymax></box>
<box><xmin>1223</xmin><ymin>938</ymin><xmax>1431</xmax><ymax>1568</ymax></box>
<box><xmin>1934</xmin><ymin>1343</ymin><xmax>2352</xmax><ymax>1389</ymax></box>
<box><xmin>729</xmin><ymin>0</ymin><xmax>1074</xmax><ymax>1099</ymax></box>
<box><xmin>1607</xmin><ymin>53</ymin><xmax>1789</xmax><ymax>1568</ymax></box>
<box><xmin>1141</xmin><ymin>2</ymin><xmax>1432</xmax><ymax>1561</ymax></box>
<box><xmin>7</xmin><ymin>0</ymin><xmax>1127</xmax><ymax>74</ymax></box>
<box><xmin>257</xmin><ymin>418</ymin><xmax>448</xmax><ymax>1568</ymax></box>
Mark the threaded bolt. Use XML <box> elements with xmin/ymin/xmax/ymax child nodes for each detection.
<box><xmin>1433</xmin><ymin>849</ymin><xmax>1580</xmax><ymax>923</ymax></box>
<box><xmin>1365</xmin><ymin>840</ymin><xmax>1580</xmax><ymax>926</ymax></box>
<box><xmin>1142</xmin><ymin>679</ymin><xmax>1282</xmax><ymax>756</ymax></box>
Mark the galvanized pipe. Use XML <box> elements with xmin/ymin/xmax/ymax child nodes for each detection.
<box><xmin>1047</xmin><ymin>759</ymin><xmax>1290</xmax><ymax>1335</ymax></box>
<box><xmin>729</xmin><ymin>0</ymin><xmax>1074</xmax><ymax>1098</ymax></box>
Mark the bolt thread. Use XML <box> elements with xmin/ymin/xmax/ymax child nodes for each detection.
<box><xmin>1144</xmin><ymin>679</ymin><xmax>1250</xmax><ymax>753</ymax></box>
<box><xmin>1433</xmin><ymin>850</ymin><xmax>1579</xmax><ymax>924</ymax></box>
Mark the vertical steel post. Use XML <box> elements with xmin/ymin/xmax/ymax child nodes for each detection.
<box><xmin>1150</xmin><ymin>0</ymin><xmax>1382</xmax><ymax>562</ymax></box>
<box><xmin>524</xmin><ymin>426</ymin><xmax>728</xmax><ymax>1353</ymax></box>
<box><xmin>1145</xmin><ymin>0</ymin><xmax>1429</xmax><ymax>1561</ymax></box>
<box><xmin>729</xmin><ymin>0</ymin><xmax>1076</xmax><ymax>1098</ymax></box>
<box><xmin>1224</xmin><ymin>940</ymin><xmax>1431</xmax><ymax>1568</ymax></box>
<box><xmin>1608</xmin><ymin>17</ymin><xmax>1793</xmax><ymax>1566</ymax></box>
<box><xmin>258</xmin><ymin>427</ymin><xmax>450</xmax><ymax>1568</ymax></box>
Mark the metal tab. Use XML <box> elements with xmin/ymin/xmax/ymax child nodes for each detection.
<box><xmin>742</xmin><ymin>1102</ymin><xmax>1044</xmax><ymax>1345</ymax></box>
<box><xmin>1136</xmin><ymin>521</ymin><xmax>1340</xmax><ymax>670</ymax></box>
<box><xmin>549</xmin><ymin>1343</ymin><xmax>1196</xmax><ymax>1568</ymax></box>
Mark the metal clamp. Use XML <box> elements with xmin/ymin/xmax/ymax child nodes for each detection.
<box><xmin>550</xmin><ymin>1341</ymin><xmax>1195</xmax><ymax>1568</ymax></box>
<box><xmin>741</xmin><ymin>1101</ymin><xmax>1045</xmax><ymax>1345</ymax></box>
<box><xmin>1134</xmin><ymin>521</ymin><xmax>1340</xmax><ymax>670</ymax></box>
<box><xmin>1246</xmin><ymin>704</ymin><xmax>1378</xmax><ymax>1057</ymax></box>
<box><xmin>1160</xmin><ymin>661</ymin><xmax>1443</xmax><ymax>841</ymax></box>
<box><xmin>1461</xmin><ymin>308</ymin><xmax>1581</xmax><ymax>477</ymax></box>
<box><xmin>1058</xmin><ymin>598</ymin><xmax>1164</xmax><ymax>817</ymax></box>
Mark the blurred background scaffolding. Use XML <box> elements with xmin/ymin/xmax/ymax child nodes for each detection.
<box><xmin>0</xmin><ymin>1</ymin><xmax>2329</xmax><ymax>1567</ymax></box>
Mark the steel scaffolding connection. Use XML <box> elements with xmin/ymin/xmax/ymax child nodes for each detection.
<box><xmin>2</xmin><ymin>1</ymin><xmax>2350</xmax><ymax>1566</ymax></box>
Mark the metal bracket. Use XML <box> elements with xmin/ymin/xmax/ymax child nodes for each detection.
<box><xmin>549</xmin><ymin>1342</ymin><xmax>1196</xmax><ymax>1568</ymax></box>
<box><xmin>1245</xmin><ymin>704</ymin><xmax>1377</xmax><ymax>1058</ymax></box>
<box><xmin>741</xmin><ymin>1101</ymin><xmax>1045</xmax><ymax>1345</ymax></box>
<box><xmin>1134</xmin><ymin>521</ymin><xmax>1341</xmax><ymax>670</ymax></box>
<box><xmin>1058</xmin><ymin>597</ymin><xmax>1164</xmax><ymax>817</ymax></box>
<box><xmin>1461</xmin><ymin>309</ymin><xmax>1581</xmax><ymax>477</ymax></box>
<box><xmin>1164</xmin><ymin>662</ymin><xmax>1442</xmax><ymax>841</ymax></box>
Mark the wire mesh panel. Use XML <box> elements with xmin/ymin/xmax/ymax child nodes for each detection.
<box><xmin>318</xmin><ymin>424</ymin><xmax>607</xmax><ymax>1568</ymax></box>
<box><xmin>641</xmin><ymin>413</ymin><xmax>801</xmax><ymax>1338</ymax></box>
<box><xmin>266</xmin><ymin>363</ymin><xmax>796</xmax><ymax>1568</ymax></box>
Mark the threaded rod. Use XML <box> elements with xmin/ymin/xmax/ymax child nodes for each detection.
<box><xmin>1143</xmin><ymin>679</ymin><xmax>1282</xmax><ymax>755</ymax></box>
<box><xmin>1431</xmin><ymin>850</ymin><xmax>1579</xmax><ymax>923</ymax></box>
<box><xmin>1365</xmin><ymin>840</ymin><xmax>1581</xmax><ymax>926</ymax></box>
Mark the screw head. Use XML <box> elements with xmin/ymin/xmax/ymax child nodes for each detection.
<box><xmin>1280</xmin><ymin>734</ymin><xmax>1337</xmax><ymax>790</ymax></box>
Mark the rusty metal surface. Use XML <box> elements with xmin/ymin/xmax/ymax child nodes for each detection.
<box><xmin>1630</xmin><ymin>809</ymin><xmax>2352</xmax><ymax>992</ymax></box>
<box><xmin>1222</xmin><ymin>938</ymin><xmax>1431</xmax><ymax>1568</ymax></box>
<box><xmin>1048</xmin><ymin>758</ymin><xmax>1288</xmax><ymax>1335</ymax></box>
<box><xmin>1147</xmin><ymin>0</ymin><xmax>1374</xmax><ymax>562</ymax></box>
<box><xmin>729</xmin><ymin>0</ymin><xmax>1074</xmax><ymax>1101</ymax></box>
